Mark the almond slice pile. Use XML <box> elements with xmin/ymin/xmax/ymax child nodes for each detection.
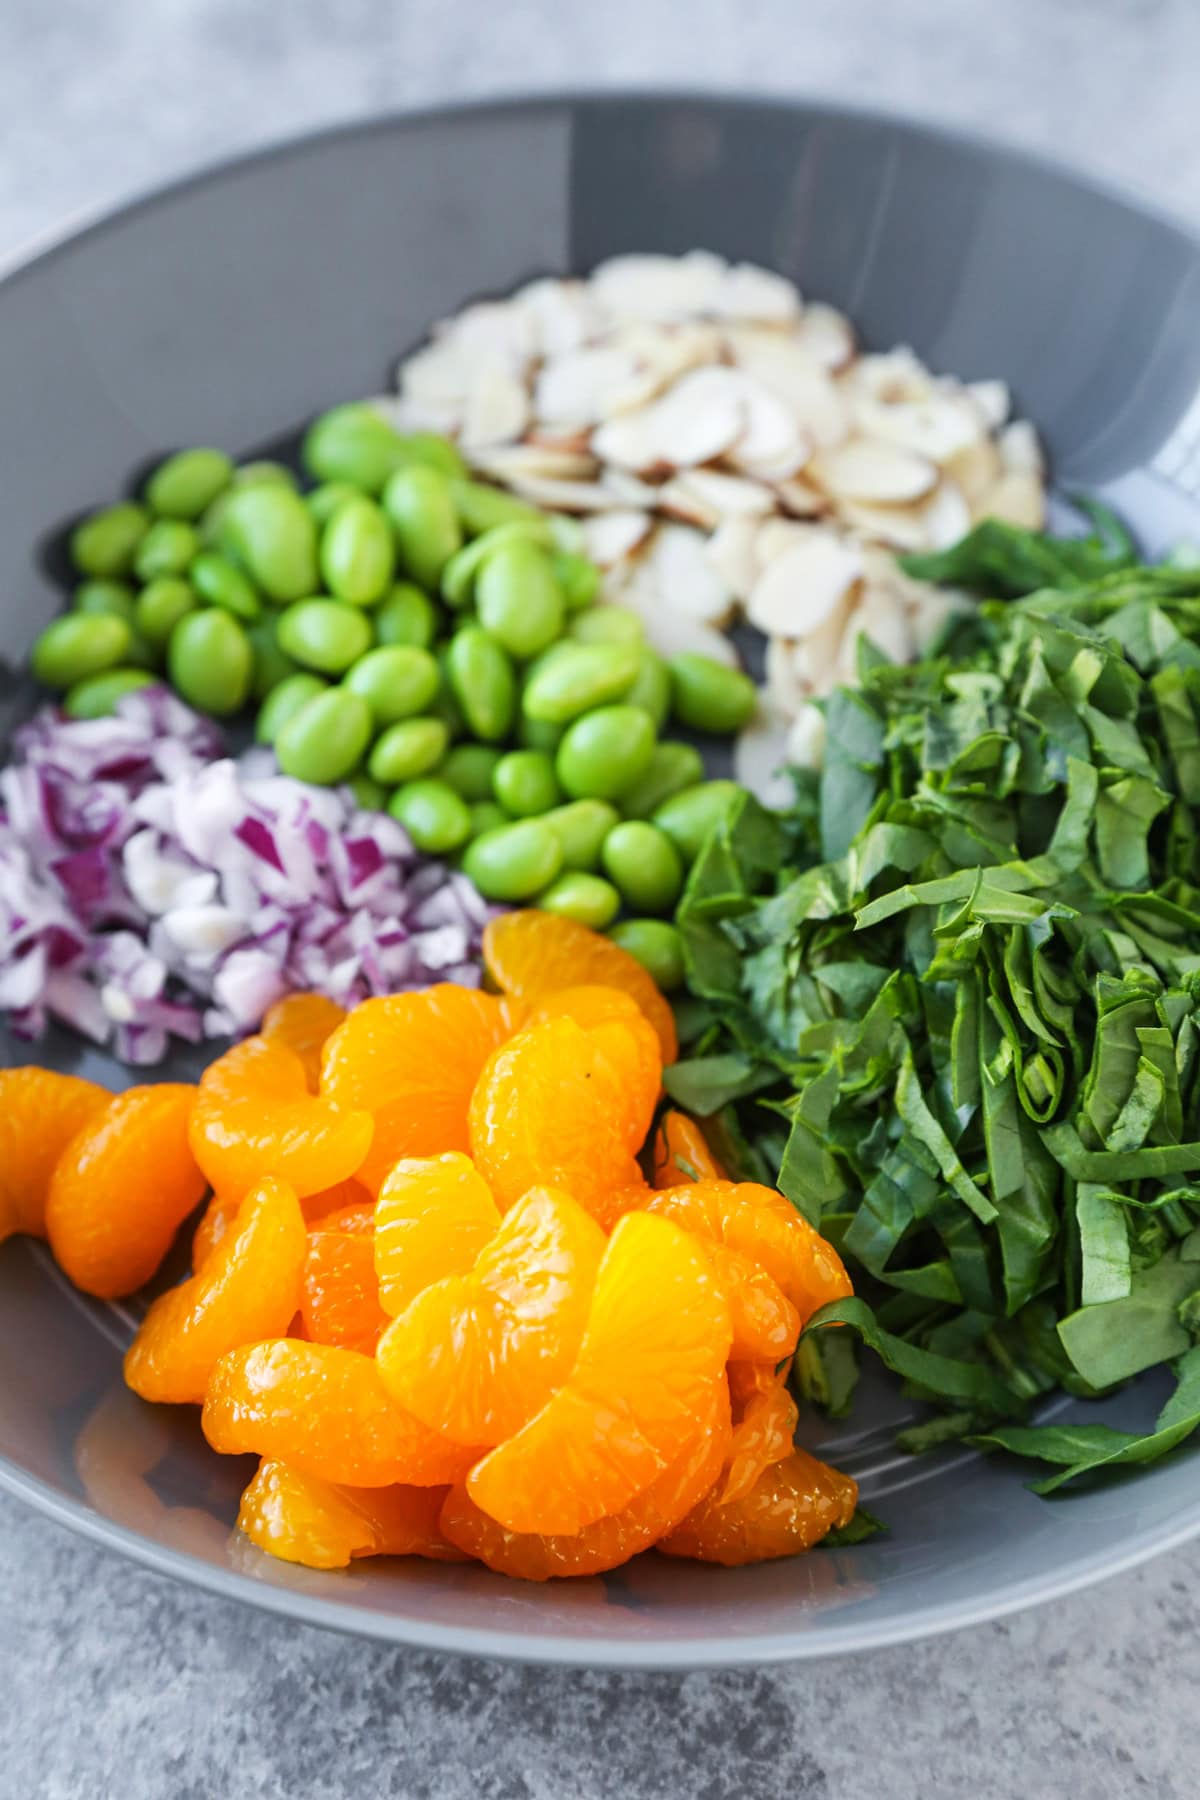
<box><xmin>389</xmin><ymin>253</ymin><xmax>1046</xmax><ymax>788</ymax></box>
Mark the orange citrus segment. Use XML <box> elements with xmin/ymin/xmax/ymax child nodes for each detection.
<box><xmin>376</xmin><ymin>1187</ymin><xmax>606</xmax><ymax>1447</ymax></box>
<box><xmin>483</xmin><ymin>911</ymin><xmax>678</xmax><ymax>1064</ymax></box>
<box><xmin>192</xmin><ymin>1192</ymin><xmax>238</xmax><ymax>1272</ymax></box>
<box><xmin>698</xmin><ymin>1242</ymin><xmax>800</xmax><ymax>1364</ymax></box>
<box><xmin>374</xmin><ymin>1153</ymin><xmax>501</xmax><ymax>1317</ymax></box>
<box><xmin>660</xmin><ymin>1447</ymin><xmax>857</xmax><ymax>1565</ymax></box>
<box><xmin>237</xmin><ymin>1459</ymin><xmax>465</xmax><ymax>1568</ymax></box>
<box><xmin>466</xmin><ymin>1212</ymin><xmax>731</xmax><ymax>1535</ymax></box>
<box><xmin>719</xmin><ymin>1371</ymin><xmax>799</xmax><ymax>1506</ymax></box>
<box><xmin>528</xmin><ymin>986</ymin><xmax>662</xmax><ymax>1148</ymax></box>
<box><xmin>645</xmin><ymin>1181</ymin><xmax>852</xmax><ymax>1324</ymax></box>
<box><xmin>652</xmin><ymin>1111</ymin><xmax>726</xmax><ymax>1187</ymax></box>
<box><xmin>0</xmin><ymin>1067</ymin><xmax>110</xmax><ymax>1243</ymax></box>
<box><xmin>262</xmin><ymin>992</ymin><xmax>348</xmax><ymax>1091</ymax></box>
<box><xmin>301</xmin><ymin>1205</ymin><xmax>389</xmax><ymax>1354</ymax></box>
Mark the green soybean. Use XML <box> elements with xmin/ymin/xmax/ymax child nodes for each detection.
<box><xmin>32</xmin><ymin>613</ymin><xmax>132</xmax><ymax>689</ymax></box>
<box><xmin>374</xmin><ymin>583</ymin><xmax>440</xmax><ymax>649</ymax></box>
<box><xmin>440</xmin><ymin>744</ymin><xmax>504</xmax><ymax>802</ymax></box>
<box><xmin>445</xmin><ymin>627</ymin><xmax>516</xmax><ymax>742</ymax></box>
<box><xmin>63</xmin><ymin>667</ymin><xmax>156</xmax><ymax>719</ymax></box>
<box><xmin>468</xmin><ymin>800</ymin><xmax>510</xmax><ymax>839</ymax></box>
<box><xmin>440</xmin><ymin>519</ymin><xmax>553</xmax><ymax>609</ymax></box>
<box><xmin>521</xmin><ymin>642</ymin><xmax>640</xmax><ymax>725</ymax></box>
<box><xmin>569</xmin><ymin>607</ymin><xmax>644</xmax><ymax>648</ymax></box>
<box><xmin>392</xmin><ymin>432</ymin><xmax>467</xmax><ymax>479</ymax></box>
<box><xmin>247</xmin><ymin>616</ymin><xmax>300</xmax><ymax>700</ymax></box>
<box><xmin>449</xmin><ymin>478</ymin><xmax>542</xmax><ymax>536</ymax></box>
<box><xmin>221</xmin><ymin>484</ymin><xmax>318</xmax><ymax>602</ymax></box>
<box><xmin>541</xmin><ymin>799</ymin><xmax>620</xmax><ymax>871</ymax></box>
<box><xmin>72</xmin><ymin>579</ymin><xmax>136</xmax><ymax>623</ymax></box>
<box><xmin>347</xmin><ymin>772</ymin><xmax>390</xmax><ymax>811</ymax></box>
<box><xmin>276</xmin><ymin>599</ymin><xmax>372</xmax><ymax>675</ymax></box>
<box><xmin>608</xmin><ymin>919</ymin><xmax>685</xmax><ymax>992</ymax></box>
<box><xmin>476</xmin><ymin>542</ymin><xmax>566</xmax><ymax>659</ymax></box>
<box><xmin>429</xmin><ymin>645</ymin><xmax>467</xmax><ymax>741</ymax></box>
<box><xmin>368</xmin><ymin>716</ymin><xmax>449</xmax><ymax>785</ymax></box>
<box><xmin>552</xmin><ymin>551</ymin><xmax>601</xmax><ymax>611</ymax></box>
<box><xmin>492</xmin><ymin>750</ymin><xmax>561</xmax><ymax>818</ymax></box>
<box><xmin>134</xmin><ymin>519</ymin><xmax>200</xmax><ymax>582</ymax></box>
<box><xmin>320</xmin><ymin>496</ymin><xmax>395</xmax><ymax>606</ymax></box>
<box><xmin>302</xmin><ymin>403</ymin><xmax>409</xmax><ymax>493</ymax></box>
<box><xmin>517</xmin><ymin>714</ymin><xmax>565</xmax><ymax>754</ymax></box>
<box><xmin>388</xmin><ymin>779</ymin><xmax>472</xmax><ymax>855</ymax></box>
<box><xmin>256</xmin><ymin>672</ymin><xmax>329</xmax><ymax>745</ymax></box>
<box><xmin>276</xmin><ymin>689</ymin><xmax>373</xmax><ymax>785</ymax></box>
<box><xmin>383</xmin><ymin>466</ymin><xmax>462</xmax><ymax>591</ymax></box>
<box><xmin>462</xmin><ymin>819</ymin><xmax>563</xmax><ymax>902</ymax></box>
<box><xmin>652</xmin><ymin>780</ymin><xmax>742</xmax><ymax>863</ymax></box>
<box><xmin>601</xmin><ymin>820</ymin><xmax>684</xmax><ymax>914</ymax></box>
<box><xmin>190</xmin><ymin>551</ymin><xmax>262</xmax><ymax>622</ymax></box>
<box><xmin>556</xmin><ymin>706</ymin><xmax>656</xmax><ymax>801</ymax></box>
<box><xmin>145</xmin><ymin>448</ymin><xmax>233</xmax><ymax>520</ymax></box>
<box><xmin>619</xmin><ymin>741</ymin><xmax>706</xmax><ymax>818</ymax></box>
<box><xmin>537</xmin><ymin>871</ymin><xmax>621</xmax><ymax>929</ymax></box>
<box><xmin>343</xmin><ymin>646</ymin><xmax>440</xmax><ymax>725</ymax></box>
<box><xmin>233</xmin><ymin>460</ymin><xmax>298</xmax><ymax>491</ymax></box>
<box><xmin>135</xmin><ymin>577</ymin><xmax>196</xmax><ymax>649</ymax></box>
<box><xmin>668</xmin><ymin>652</ymin><xmax>757</xmax><ymax>734</ymax></box>
<box><xmin>306</xmin><ymin>481</ymin><xmax>360</xmax><ymax>529</ymax></box>
<box><xmin>623</xmin><ymin>649</ymin><xmax>671</xmax><ymax>731</ymax></box>
<box><xmin>167</xmin><ymin>610</ymin><xmax>253</xmax><ymax>716</ymax></box>
<box><xmin>69</xmin><ymin>502</ymin><xmax>149</xmax><ymax>577</ymax></box>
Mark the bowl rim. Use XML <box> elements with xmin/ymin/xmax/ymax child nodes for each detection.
<box><xmin>3</xmin><ymin>86</ymin><xmax>1200</xmax><ymax>1667</ymax></box>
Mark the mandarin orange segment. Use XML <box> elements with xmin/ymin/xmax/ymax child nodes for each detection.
<box><xmin>528</xmin><ymin>986</ymin><xmax>662</xmax><ymax>1148</ymax></box>
<box><xmin>45</xmin><ymin>1083</ymin><xmax>205</xmax><ymax>1299</ymax></box>
<box><xmin>439</xmin><ymin>1378</ymin><xmax>731</xmax><ymax>1580</ymax></box>
<box><xmin>483</xmin><ymin>911</ymin><xmax>678</xmax><ymax>1064</ymax></box>
<box><xmin>262</xmin><ymin>992</ymin><xmax>348</xmax><ymax>1091</ymax></box>
<box><xmin>719</xmin><ymin>1372</ymin><xmax>799</xmax><ymax>1506</ymax></box>
<box><xmin>238</xmin><ymin>1459</ymin><xmax>465</xmax><ymax>1569</ymax></box>
<box><xmin>376</xmin><ymin>1187</ymin><xmax>606</xmax><ymax>1447</ymax></box>
<box><xmin>302</xmin><ymin>1208</ymin><xmax>389</xmax><ymax>1354</ymax></box>
<box><xmin>301</xmin><ymin>1176</ymin><xmax>373</xmax><ymax>1224</ymax></box>
<box><xmin>652</xmin><ymin>1110</ymin><xmax>726</xmax><ymax>1187</ymax></box>
<box><xmin>702</xmin><ymin>1242</ymin><xmax>800</xmax><ymax>1364</ymax></box>
<box><xmin>320</xmin><ymin>986</ymin><xmax>515</xmax><ymax>1193</ymax></box>
<box><xmin>192</xmin><ymin>1192</ymin><xmax>238</xmax><ymax>1273</ymax></box>
<box><xmin>645</xmin><ymin>1181</ymin><xmax>852</xmax><ymax>1324</ymax></box>
<box><xmin>124</xmin><ymin>1176</ymin><xmax>308</xmax><ymax>1405</ymax></box>
<box><xmin>659</xmin><ymin>1446</ymin><xmax>858</xmax><ymax>1565</ymax></box>
<box><xmin>374</xmin><ymin>1153</ymin><xmax>500</xmax><ymax>1317</ymax></box>
<box><xmin>202</xmin><ymin>1339</ymin><xmax>477</xmax><ymax>1487</ymax></box>
<box><xmin>0</xmin><ymin>1067</ymin><xmax>110</xmax><ymax>1244</ymax></box>
<box><xmin>469</xmin><ymin>1017</ymin><xmax>645</xmax><ymax>1222</ymax></box>
<box><xmin>189</xmin><ymin>1036</ymin><xmax>373</xmax><ymax>1200</ymax></box>
<box><xmin>466</xmin><ymin>1212</ymin><xmax>731</xmax><ymax>1535</ymax></box>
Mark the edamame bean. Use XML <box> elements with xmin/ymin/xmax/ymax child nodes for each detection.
<box><xmin>32</xmin><ymin>613</ymin><xmax>132</xmax><ymax>689</ymax></box>
<box><xmin>448</xmin><ymin>478</ymin><xmax>541</xmax><ymax>535</ymax></box>
<box><xmin>276</xmin><ymin>598</ymin><xmax>372</xmax><ymax>674</ymax></box>
<box><xmin>468</xmin><ymin>800</ymin><xmax>509</xmax><ymax>838</ymax></box>
<box><xmin>569</xmin><ymin>606</ymin><xmax>644</xmax><ymax>648</ymax></box>
<box><xmin>537</xmin><ymin>871</ymin><xmax>621</xmax><ymax>929</ymax></box>
<box><xmin>256</xmin><ymin>671</ymin><xmax>329</xmax><ymax>745</ymax></box>
<box><xmin>190</xmin><ymin>550</ymin><xmax>262</xmax><ymax>621</ymax></box>
<box><xmin>555</xmin><ymin>706</ymin><xmax>656</xmax><ymax>801</ymax></box>
<box><xmin>445</xmin><ymin>626</ymin><xmax>516</xmax><ymax>742</ymax></box>
<box><xmin>69</xmin><ymin>502</ymin><xmax>148</xmax><ymax>577</ymax></box>
<box><xmin>276</xmin><ymin>688</ymin><xmax>373</xmax><ymax>785</ymax></box>
<box><xmin>541</xmin><ymin>799</ymin><xmax>620</xmax><ymax>871</ymax></box>
<box><xmin>668</xmin><ymin>652</ymin><xmax>756</xmax><ymax>734</ymax></box>
<box><xmin>302</xmin><ymin>403</ymin><xmax>408</xmax><ymax>493</ymax></box>
<box><xmin>367</xmin><ymin>716</ymin><xmax>449</xmax><ymax>785</ymax></box>
<box><xmin>134</xmin><ymin>519</ymin><xmax>200</xmax><ymax>582</ymax></box>
<box><xmin>619</xmin><ymin>741</ymin><xmax>706</xmax><ymax>818</ymax></box>
<box><xmin>63</xmin><ymin>667</ymin><xmax>156</xmax><ymax>719</ymax></box>
<box><xmin>624</xmin><ymin>648</ymin><xmax>672</xmax><ymax>730</ymax></box>
<box><xmin>551</xmin><ymin>552</ymin><xmax>601</xmax><ymax>611</ymax></box>
<box><xmin>517</xmin><ymin>714</ymin><xmax>564</xmax><ymax>754</ymax></box>
<box><xmin>167</xmin><ymin>609</ymin><xmax>253</xmax><ymax>716</ymax></box>
<box><xmin>344</xmin><ymin>646</ymin><xmax>440</xmax><ymax>725</ymax></box>
<box><xmin>476</xmin><ymin>542</ymin><xmax>566</xmax><ymax>659</ymax></box>
<box><xmin>72</xmin><ymin>579</ymin><xmax>136</xmax><ymax>623</ymax></box>
<box><xmin>347</xmin><ymin>772</ymin><xmax>390</xmax><ymax>811</ymax></box>
<box><xmin>383</xmin><ymin>466</ymin><xmax>463</xmax><ymax>591</ymax></box>
<box><xmin>305</xmin><ymin>481</ymin><xmax>360</xmax><ymax>529</ymax></box>
<box><xmin>462</xmin><ymin>819</ymin><xmax>563</xmax><ymax>902</ymax></box>
<box><xmin>320</xmin><ymin>496</ymin><xmax>395</xmax><ymax>606</ymax></box>
<box><xmin>233</xmin><ymin>460</ymin><xmax>298</xmax><ymax>490</ymax></box>
<box><xmin>374</xmin><ymin>582</ymin><xmax>440</xmax><ymax>649</ymax></box>
<box><xmin>601</xmin><ymin>820</ymin><xmax>684</xmax><ymax>914</ymax></box>
<box><xmin>221</xmin><ymin>485</ymin><xmax>318</xmax><ymax>602</ymax></box>
<box><xmin>439</xmin><ymin>744</ymin><xmax>504</xmax><ymax>802</ymax></box>
<box><xmin>522</xmin><ymin>642</ymin><xmax>640</xmax><ymax>725</ymax></box>
<box><xmin>492</xmin><ymin>749</ymin><xmax>561</xmax><ymax>818</ymax></box>
<box><xmin>429</xmin><ymin>646</ymin><xmax>466</xmax><ymax>741</ymax></box>
<box><xmin>247</xmin><ymin>616</ymin><xmax>300</xmax><ymax>700</ymax></box>
<box><xmin>135</xmin><ymin>577</ymin><xmax>196</xmax><ymax>649</ymax></box>
<box><xmin>608</xmin><ymin>919</ymin><xmax>685</xmax><ymax>991</ymax></box>
<box><xmin>652</xmin><ymin>780</ymin><xmax>742</xmax><ymax>863</ymax></box>
<box><xmin>388</xmin><ymin>779</ymin><xmax>472</xmax><ymax>854</ymax></box>
<box><xmin>391</xmin><ymin>432</ymin><xmax>467</xmax><ymax>479</ymax></box>
<box><xmin>441</xmin><ymin>520</ymin><xmax>554</xmax><ymax>610</ymax></box>
<box><xmin>145</xmin><ymin>448</ymin><xmax>233</xmax><ymax>520</ymax></box>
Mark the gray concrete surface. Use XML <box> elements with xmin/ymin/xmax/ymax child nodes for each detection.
<box><xmin>3</xmin><ymin>2</ymin><xmax>1200</xmax><ymax>1795</ymax></box>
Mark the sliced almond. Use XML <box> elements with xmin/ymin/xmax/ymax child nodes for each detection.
<box><xmin>764</xmin><ymin>635</ymin><xmax>808</xmax><ymax>713</ymax></box>
<box><xmin>998</xmin><ymin>419</ymin><xmax>1045</xmax><ymax>477</ymax></box>
<box><xmin>647</xmin><ymin>523</ymin><xmax>736</xmax><ymax>625</ymax></box>
<box><xmin>838</xmin><ymin>498</ymin><xmax>932</xmax><ymax>552</ymax></box>
<box><xmin>649</xmin><ymin>367</ymin><xmax>750</xmax><ymax>466</ymax></box>
<box><xmin>713</xmin><ymin>262</ymin><xmax>802</xmax><ymax>324</ymax></box>
<box><xmin>433</xmin><ymin>300</ymin><xmax>536</xmax><ymax>366</ymax></box>
<box><xmin>602</xmin><ymin>322</ymin><xmax>726</xmax><ymax>415</ymax></box>
<box><xmin>589</xmin><ymin>250</ymin><xmax>727</xmax><ymax>322</ymax></box>
<box><xmin>602</xmin><ymin>469</ymin><xmax>663</xmax><ymax>507</ymax></box>
<box><xmin>967</xmin><ymin>378</ymin><xmax>1011</xmax><ymax>431</ymax></box>
<box><xmin>793</xmin><ymin>303</ymin><xmax>856</xmax><ymax>371</ymax></box>
<box><xmin>843</xmin><ymin>582</ymin><xmax>915</xmax><ymax>667</ymax></box>
<box><xmin>400</xmin><ymin>340</ymin><xmax>485</xmax><ymax>406</ymax></box>
<box><xmin>535</xmin><ymin>345</ymin><xmax>644</xmax><ymax>426</ymax></box>
<box><xmin>658</xmin><ymin>477</ymin><xmax>721</xmax><ymax>530</ymax></box>
<box><xmin>847</xmin><ymin>348</ymin><xmax>934</xmax><ymax>404</ymax></box>
<box><xmin>502</xmin><ymin>475</ymin><xmax>627</xmax><ymax>514</ymax></box>
<box><xmin>755</xmin><ymin>517</ymin><xmax>815</xmax><ymax>565</ymax></box>
<box><xmin>919</xmin><ymin>479</ymin><xmax>972</xmax><ymax>549</ymax></box>
<box><xmin>386</xmin><ymin>393</ymin><xmax>463</xmax><ymax>435</ymax></box>
<box><xmin>734</xmin><ymin>704</ymin><xmax>796</xmax><ymax>807</ymax></box>
<box><xmin>460</xmin><ymin>365</ymin><xmax>530</xmax><ymax>451</ymax></box>
<box><xmin>607</xmin><ymin>563</ymin><xmax>741</xmax><ymax>665</ymax></box>
<box><xmin>809</xmin><ymin>438</ymin><xmax>937</xmax><ymax>504</ymax></box>
<box><xmin>774</xmin><ymin>474</ymin><xmax>829</xmax><ymax>517</ymax></box>
<box><xmin>747</xmin><ymin>530</ymin><xmax>864</xmax><ymax>637</ymax></box>
<box><xmin>580</xmin><ymin>510</ymin><xmax>653</xmax><ymax>567</ymax></box>
<box><xmin>946</xmin><ymin>437</ymin><xmax>1003</xmax><ymax>510</ymax></box>
<box><xmin>590</xmin><ymin>407</ymin><xmax>669</xmax><ymax>473</ymax></box>
<box><xmin>852</xmin><ymin>393</ymin><xmax>984</xmax><ymax>463</ymax></box>
<box><xmin>705</xmin><ymin>515</ymin><xmax>762</xmax><ymax>600</ymax></box>
<box><xmin>676</xmin><ymin>467</ymin><xmax>775</xmax><ymax>517</ymax></box>
<box><xmin>978</xmin><ymin>469</ymin><xmax>1046</xmax><ymax>531</ymax></box>
<box><xmin>512</xmin><ymin>277</ymin><xmax>602</xmax><ymax>356</ymax></box>
<box><xmin>725</xmin><ymin>332</ymin><xmax>850</xmax><ymax>446</ymax></box>
<box><xmin>787</xmin><ymin>701</ymin><xmax>828</xmax><ymax>769</ymax></box>
<box><xmin>792</xmin><ymin>587</ymin><xmax>857</xmax><ymax>692</ymax></box>
<box><xmin>471</xmin><ymin>444</ymin><xmax>596</xmax><ymax>482</ymax></box>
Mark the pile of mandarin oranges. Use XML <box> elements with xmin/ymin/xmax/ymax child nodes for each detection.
<box><xmin>0</xmin><ymin>911</ymin><xmax>857</xmax><ymax>1579</ymax></box>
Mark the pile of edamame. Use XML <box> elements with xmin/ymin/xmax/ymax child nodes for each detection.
<box><xmin>30</xmin><ymin>405</ymin><xmax>758</xmax><ymax>989</ymax></box>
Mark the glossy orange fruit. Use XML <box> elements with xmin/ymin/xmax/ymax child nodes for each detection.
<box><xmin>374</xmin><ymin>1153</ymin><xmax>500</xmax><ymax>1318</ymax></box>
<box><xmin>468</xmin><ymin>1017</ymin><xmax>645</xmax><ymax>1221</ymax></box>
<box><xmin>202</xmin><ymin>1339</ymin><xmax>477</xmax><ymax>1487</ymax></box>
<box><xmin>238</xmin><ymin>1459</ymin><xmax>465</xmax><ymax>1569</ymax></box>
<box><xmin>191</xmin><ymin>1192</ymin><xmax>237</xmax><ymax>1272</ymax></box>
<box><xmin>262</xmin><ymin>992</ymin><xmax>348</xmax><ymax>1091</ymax></box>
<box><xmin>483</xmin><ymin>911</ymin><xmax>678</xmax><ymax>1064</ymax></box>
<box><xmin>320</xmin><ymin>986</ymin><xmax>516</xmax><ymax>1194</ymax></box>
<box><xmin>439</xmin><ymin>1379</ymin><xmax>731</xmax><ymax>1580</ymax></box>
<box><xmin>376</xmin><ymin>1187</ymin><xmax>606</xmax><ymax>1447</ymax></box>
<box><xmin>644</xmin><ymin>1181</ymin><xmax>852</xmax><ymax>1324</ymax></box>
<box><xmin>467</xmin><ymin>1212</ymin><xmax>731</xmax><ymax>1535</ymax></box>
<box><xmin>45</xmin><ymin>1084</ymin><xmax>206</xmax><ymax>1299</ymax></box>
<box><xmin>301</xmin><ymin>1204</ymin><xmax>389</xmax><ymax>1354</ymax></box>
<box><xmin>719</xmin><ymin>1371</ymin><xmax>799</xmax><ymax>1506</ymax></box>
<box><xmin>704</xmin><ymin>1243</ymin><xmax>800</xmax><ymax>1364</ymax></box>
<box><xmin>0</xmin><ymin>1067</ymin><xmax>110</xmax><ymax>1244</ymax></box>
<box><xmin>527</xmin><ymin>986</ymin><xmax>662</xmax><ymax>1144</ymax></box>
<box><xmin>659</xmin><ymin>1446</ymin><xmax>857</xmax><ymax>1565</ymax></box>
<box><xmin>301</xmin><ymin>1176</ymin><xmax>373</xmax><ymax>1224</ymax></box>
<box><xmin>652</xmin><ymin>1110</ymin><xmax>725</xmax><ymax>1187</ymax></box>
<box><xmin>124</xmin><ymin>1176</ymin><xmax>308</xmax><ymax>1404</ymax></box>
<box><xmin>189</xmin><ymin>1036</ymin><xmax>373</xmax><ymax>1200</ymax></box>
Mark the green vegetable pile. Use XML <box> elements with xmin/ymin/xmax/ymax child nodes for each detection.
<box><xmin>671</xmin><ymin>509</ymin><xmax>1200</xmax><ymax>1491</ymax></box>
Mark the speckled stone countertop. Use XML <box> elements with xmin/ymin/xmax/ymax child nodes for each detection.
<box><xmin>3</xmin><ymin>3</ymin><xmax>1200</xmax><ymax>1795</ymax></box>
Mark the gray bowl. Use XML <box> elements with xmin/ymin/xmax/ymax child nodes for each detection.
<box><xmin>3</xmin><ymin>93</ymin><xmax>1200</xmax><ymax>1669</ymax></box>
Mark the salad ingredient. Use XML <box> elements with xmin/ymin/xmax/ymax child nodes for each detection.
<box><xmin>653</xmin><ymin>1109</ymin><xmax>726</xmax><ymax>1187</ymax></box>
<box><xmin>475</xmin><ymin>540</ymin><xmax>565</xmax><ymax>657</ymax></box>
<box><xmin>382</xmin><ymin>464</ymin><xmax>463</xmax><ymax>590</ymax></box>
<box><xmin>556</xmin><ymin>704</ymin><xmax>656</xmax><ymax>800</ymax></box>
<box><xmin>0</xmin><ymin>1068</ymin><xmax>109</xmax><ymax>1245</ymax></box>
<box><xmin>70</xmin><ymin>501</ymin><xmax>149</xmax><ymax>577</ymax></box>
<box><xmin>387</xmin><ymin>779</ymin><xmax>472</xmax><ymax>855</ymax></box>
<box><xmin>145</xmin><ymin>447</ymin><xmax>234</xmax><ymax>520</ymax></box>
<box><xmin>372</xmin><ymin>581</ymin><xmax>441</xmax><ymax>648</ymax></box>
<box><xmin>32</xmin><ymin>613</ymin><xmax>132</xmax><ymax>688</ymax></box>
<box><xmin>521</xmin><ymin>642</ymin><xmax>642</xmax><ymax>725</ymax></box>
<box><xmin>652</xmin><ymin>779</ymin><xmax>742</xmax><ymax>863</ymax></box>
<box><xmin>167</xmin><ymin>609</ymin><xmax>253</xmax><ymax>714</ymax></box>
<box><xmin>660</xmin><ymin>1446</ymin><xmax>857</xmax><ymax>1566</ymax></box>
<box><xmin>219</xmin><ymin>483</ymin><xmax>318</xmax><ymax>602</ymax></box>
<box><xmin>320</xmin><ymin>495</ymin><xmax>396</xmax><ymax>605</ymax></box>
<box><xmin>601</xmin><ymin>820</ymin><xmax>684</xmax><ymax>915</ymax></box>
<box><xmin>275</xmin><ymin>687</ymin><xmax>373</xmax><ymax>784</ymax></box>
<box><xmin>343</xmin><ymin>645</ymin><xmax>440</xmax><ymax>725</ymax></box>
<box><xmin>261</xmin><ymin>990</ymin><xmax>347</xmax><ymax>1090</ymax></box>
<box><xmin>444</xmin><ymin>625</ymin><xmax>517</xmax><ymax>742</ymax></box>
<box><xmin>541</xmin><ymin>798</ymin><xmax>621</xmax><ymax>871</ymax></box>
<box><xmin>367</xmin><ymin>716</ymin><xmax>449</xmax><ymax>784</ymax></box>
<box><xmin>134</xmin><ymin>520</ymin><xmax>200</xmax><ymax>582</ymax></box>
<box><xmin>189</xmin><ymin>551</ymin><xmax>261</xmax><ymax>621</ymax></box>
<box><xmin>374</xmin><ymin>1151</ymin><xmax>501</xmax><ymax>1317</ymax></box>
<box><xmin>135</xmin><ymin>576</ymin><xmax>196</xmax><ymax>647</ymax></box>
<box><xmin>608</xmin><ymin>918</ymin><xmax>686</xmax><ymax>991</ymax></box>
<box><xmin>255</xmin><ymin>670</ymin><xmax>329</xmax><ymax>743</ymax></box>
<box><xmin>275</xmin><ymin>597</ymin><xmax>372</xmax><ymax>674</ymax></box>
<box><xmin>491</xmin><ymin>749</ymin><xmax>560</xmax><ymax>818</ymax></box>
<box><xmin>301</xmin><ymin>1202</ymin><xmax>389</xmax><ymax>1354</ymax></box>
<box><xmin>461</xmin><ymin>818</ymin><xmax>563</xmax><ymax>902</ymax></box>
<box><xmin>668</xmin><ymin>652</ymin><xmax>756</xmax><ymax>734</ymax></box>
<box><xmin>237</xmin><ymin>1460</ymin><xmax>464</xmax><ymax>1569</ymax></box>
<box><xmin>536</xmin><ymin>870</ymin><xmax>621</xmax><ymax>928</ymax></box>
<box><xmin>64</xmin><ymin>668</ymin><xmax>157</xmax><ymax>718</ymax></box>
